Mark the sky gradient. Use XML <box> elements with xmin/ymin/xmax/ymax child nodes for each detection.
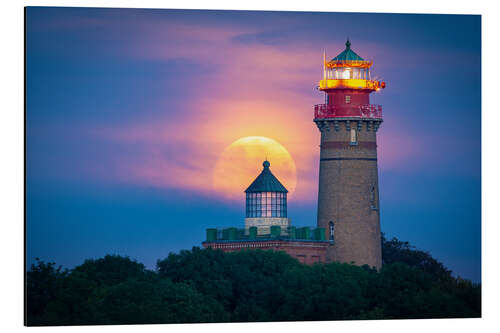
<box><xmin>26</xmin><ymin>7</ymin><xmax>481</xmax><ymax>281</ymax></box>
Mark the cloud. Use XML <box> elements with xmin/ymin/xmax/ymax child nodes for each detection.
<box><xmin>30</xmin><ymin>12</ymin><xmax>475</xmax><ymax>204</ymax></box>
<box><xmin>79</xmin><ymin>19</ymin><xmax>326</xmax><ymax>202</ymax></box>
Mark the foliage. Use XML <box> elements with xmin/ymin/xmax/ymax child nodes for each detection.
<box><xmin>26</xmin><ymin>259</ymin><xmax>67</xmax><ymax>323</ymax></box>
<box><xmin>380</xmin><ymin>233</ymin><xmax>481</xmax><ymax>316</ymax></box>
<box><xmin>381</xmin><ymin>233</ymin><xmax>452</xmax><ymax>282</ymax></box>
<box><xmin>26</xmin><ymin>238</ymin><xmax>481</xmax><ymax>326</ymax></box>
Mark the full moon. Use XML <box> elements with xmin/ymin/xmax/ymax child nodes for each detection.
<box><xmin>213</xmin><ymin>136</ymin><xmax>297</xmax><ymax>200</ymax></box>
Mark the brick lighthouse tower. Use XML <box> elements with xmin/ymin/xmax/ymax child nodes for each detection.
<box><xmin>314</xmin><ymin>40</ymin><xmax>386</xmax><ymax>269</ymax></box>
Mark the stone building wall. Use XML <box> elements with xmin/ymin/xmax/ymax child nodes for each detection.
<box><xmin>315</xmin><ymin>119</ymin><xmax>382</xmax><ymax>269</ymax></box>
<box><xmin>244</xmin><ymin>217</ymin><xmax>290</xmax><ymax>235</ymax></box>
<box><xmin>202</xmin><ymin>240</ymin><xmax>329</xmax><ymax>265</ymax></box>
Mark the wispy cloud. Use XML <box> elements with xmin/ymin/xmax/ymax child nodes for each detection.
<box><xmin>28</xmin><ymin>10</ymin><xmax>479</xmax><ymax>204</ymax></box>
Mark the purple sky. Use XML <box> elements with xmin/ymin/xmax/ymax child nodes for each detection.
<box><xmin>26</xmin><ymin>7</ymin><xmax>481</xmax><ymax>281</ymax></box>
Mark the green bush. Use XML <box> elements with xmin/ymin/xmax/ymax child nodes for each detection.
<box><xmin>26</xmin><ymin>238</ymin><xmax>481</xmax><ymax>325</ymax></box>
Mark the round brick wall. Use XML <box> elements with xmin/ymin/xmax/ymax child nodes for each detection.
<box><xmin>315</xmin><ymin>119</ymin><xmax>382</xmax><ymax>269</ymax></box>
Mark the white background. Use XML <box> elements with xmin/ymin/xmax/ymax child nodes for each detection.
<box><xmin>1</xmin><ymin>0</ymin><xmax>498</xmax><ymax>332</ymax></box>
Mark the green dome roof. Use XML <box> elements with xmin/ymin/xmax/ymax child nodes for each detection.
<box><xmin>331</xmin><ymin>39</ymin><xmax>365</xmax><ymax>62</ymax></box>
<box><xmin>245</xmin><ymin>161</ymin><xmax>288</xmax><ymax>193</ymax></box>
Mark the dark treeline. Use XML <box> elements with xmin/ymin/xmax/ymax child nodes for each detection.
<box><xmin>26</xmin><ymin>235</ymin><xmax>481</xmax><ymax>325</ymax></box>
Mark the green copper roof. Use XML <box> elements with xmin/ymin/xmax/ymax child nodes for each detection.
<box><xmin>245</xmin><ymin>161</ymin><xmax>288</xmax><ymax>193</ymax></box>
<box><xmin>331</xmin><ymin>39</ymin><xmax>365</xmax><ymax>62</ymax></box>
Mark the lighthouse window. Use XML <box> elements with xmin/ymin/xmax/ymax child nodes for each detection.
<box><xmin>353</xmin><ymin>68</ymin><xmax>359</xmax><ymax>79</ymax></box>
<box><xmin>342</xmin><ymin>68</ymin><xmax>351</xmax><ymax>79</ymax></box>
<box><xmin>246</xmin><ymin>191</ymin><xmax>287</xmax><ymax>218</ymax></box>
<box><xmin>329</xmin><ymin>221</ymin><xmax>335</xmax><ymax>242</ymax></box>
<box><xmin>345</xmin><ymin>95</ymin><xmax>351</xmax><ymax>104</ymax></box>
<box><xmin>350</xmin><ymin>128</ymin><xmax>358</xmax><ymax>145</ymax></box>
<box><xmin>370</xmin><ymin>185</ymin><xmax>378</xmax><ymax>211</ymax></box>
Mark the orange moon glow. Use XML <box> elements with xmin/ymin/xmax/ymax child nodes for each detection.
<box><xmin>213</xmin><ymin>136</ymin><xmax>297</xmax><ymax>200</ymax></box>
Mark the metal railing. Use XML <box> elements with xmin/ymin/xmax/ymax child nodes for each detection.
<box><xmin>314</xmin><ymin>104</ymin><xmax>383</xmax><ymax>120</ymax></box>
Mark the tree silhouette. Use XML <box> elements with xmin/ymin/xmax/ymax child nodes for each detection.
<box><xmin>26</xmin><ymin>237</ymin><xmax>481</xmax><ymax>326</ymax></box>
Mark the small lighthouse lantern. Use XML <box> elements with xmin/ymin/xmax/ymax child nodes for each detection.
<box><xmin>245</xmin><ymin>161</ymin><xmax>288</xmax><ymax>218</ymax></box>
<box><xmin>244</xmin><ymin>161</ymin><xmax>289</xmax><ymax>235</ymax></box>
